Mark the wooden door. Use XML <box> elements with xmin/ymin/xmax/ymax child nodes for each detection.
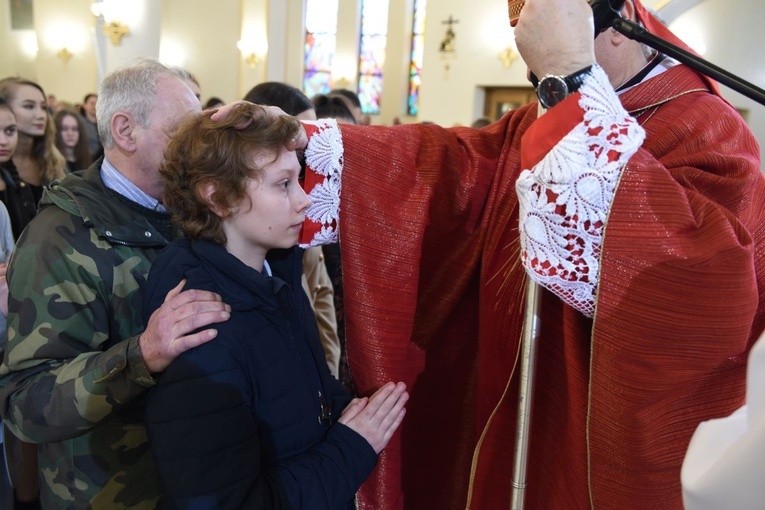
<box><xmin>484</xmin><ymin>87</ymin><xmax>536</xmax><ymax>120</ymax></box>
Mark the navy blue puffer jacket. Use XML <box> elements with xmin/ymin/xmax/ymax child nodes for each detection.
<box><xmin>143</xmin><ymin>239</ymin><xmax>377</xmax><ymax>509</ymax></box>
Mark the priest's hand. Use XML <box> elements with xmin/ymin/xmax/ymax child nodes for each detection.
<box><xmin>514</xmin><ymin>0</ymin><xmax>595</xmax><ymax>78</ymax></box>
<box><xmin>209</xmin><ymin>101</ymin><xmax>308</xmax><ymax>150</ymax></box>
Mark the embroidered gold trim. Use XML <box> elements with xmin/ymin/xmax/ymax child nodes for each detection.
<box><xmin>627</xmin><ymin>88</ymin><xmax>707</xmax><ymax>117</ymax></box>
<box><xmin>585</xmin><ymin>157</ymin><xmax>632</xmax><ymax>509</ymax></box>
<box><xmin>464</xmin><ymin>276</ymin><xmax>525</xmax><ymax>509</ymax></box>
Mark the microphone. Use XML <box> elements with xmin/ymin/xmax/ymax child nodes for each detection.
<box><xmin>509</xmin><ymin>0</ymin><xmax>626</xmax><ymax>36</ymax></box>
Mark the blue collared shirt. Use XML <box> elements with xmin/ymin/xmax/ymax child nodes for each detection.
<box><xmin>100</xmin><ymin>158</ymin><xmax>166</xmax><ymax>212</ymax></box>
<box><xmin>98</xmin><ymin>158</ymin><xmax>272</xmax><ymax>275</ymax></box>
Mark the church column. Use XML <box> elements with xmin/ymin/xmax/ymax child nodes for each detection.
<box><xmin>92</xmin><ymin>0</ymin><xmax>162</xmax><ymax>81</ymax></box>
<box><xmin>238</xmin><ymin>0</ymin><xmax>268</xmax><ymax>98</ymax></box>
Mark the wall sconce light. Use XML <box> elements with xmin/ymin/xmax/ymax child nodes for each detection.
<box><xmin>91</xmin><ymin>1</ymin><xmax>130</xmax><ymax>46</ymax></box>
<box><xmin>20</xmin><ymin>32</ymin><xmax>39</xmax><ymax>59</ymax></box>
<box><xmin>331</xmin><ymin>56</ymin><xmax>357</xmax><ymax>90</ymax></box>
<box><xmin>333</xmin><ymin>77</ymin><xmax>351</xmax><ymax>89</ymax></box>
<box><xmin>57</xmin><ymin>48</ymin><xmax>73</xmax><ymax>63</ymax></box>
<box><xmin>498</xmin><ymin>46</ymin><xmax>519</xmax><ymax>68</ymax></box>
<box><xmin>237</xmin><ymin>37</ymin><xmax>266</xmax><ymax>69</ymax></box>
<box><xmin>102</xmin><ymin>22</ymin><xmax>130</xmax><ymax>45</ymax></box>
<box><xmin>244</xmin><ymin>53</ymin><xmax>261</xmax><ymax>69</ymax></box>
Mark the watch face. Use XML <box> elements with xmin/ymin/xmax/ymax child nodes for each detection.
<box><xmin>538</xmin><ymin>75</ymin><xmax>569</xmax><ymax>109</ymax></box>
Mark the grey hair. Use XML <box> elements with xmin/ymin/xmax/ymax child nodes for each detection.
<box><xmin>97</xmin><ymin>58</ymin><xmax>192</xmax><ymax>149</ymax></box>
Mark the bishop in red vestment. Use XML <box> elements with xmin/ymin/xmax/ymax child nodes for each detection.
<box><xmin>297</xmin><ymin>0</ymin><xmax>765</xmax><ymax>508</ymax></box>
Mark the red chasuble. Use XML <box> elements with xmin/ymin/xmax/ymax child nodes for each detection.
<box><xmin>303</xmin><ymin>64</ymin><xmax>764</xmax><ymax>509</ymax></box>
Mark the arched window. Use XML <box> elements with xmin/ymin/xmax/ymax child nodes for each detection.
<box><xmin>357</xmin><ymin>0</ymin><xmax>390</xmax><ymax>115</ymax></box>
<box><xmin>408</xmin><ymin>0</ymin><xmax>427</xmax><ymax>116</ymax></box>
<box><xmin>304</xmin><ymin>0</ymin><xmax>339</xmax><ymax>97</ymax></box>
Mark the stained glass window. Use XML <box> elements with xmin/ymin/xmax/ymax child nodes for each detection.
<box><xmin>408</xmin><ymin>0</ymin><xmax>427</xmax><ymax>116</ymax></box>
<box><xmin>357</xmin><ymin>0</ymin><xmax>390</xmax><ymax>115</ymax></box>
<box><xmin>304</xmin><ymin>0</ymin><xmax>339</xmax><ymax>98</ymax></box>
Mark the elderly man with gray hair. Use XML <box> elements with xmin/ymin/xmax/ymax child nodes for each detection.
<box><xmin>0</xmin><ymin>59</ymin><xmax>231</xmax><ymax>509</ymax></box>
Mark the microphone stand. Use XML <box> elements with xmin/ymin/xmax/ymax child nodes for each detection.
<box><xmin>612</xmin><ymin>17</ymin><xmax>765</xmax><ymax>106</ymax></box>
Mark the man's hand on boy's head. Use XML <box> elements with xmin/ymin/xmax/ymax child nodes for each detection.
<box><xmin>209</xmin><ymin>101</ymin><xmax>309</xmax><ymax>150</ymax></box>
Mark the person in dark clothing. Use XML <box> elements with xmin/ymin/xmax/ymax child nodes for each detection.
<box><xmin>143</xmin><ymin>102</ymin><xmax>408</xmax><ymax>509</ymax></box>
<box><xmin>0</xmin><ymin>99</ymin><xmax>34</xmax><ymax>241</ymax></box>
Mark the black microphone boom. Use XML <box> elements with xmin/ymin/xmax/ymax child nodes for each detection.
<box><xmin>590</xmin><ymin>0</ymin><xmax>626</xmax><ymax>35</ymax></box>
<box><xmin>610</xmin><ymin>16</ymin><xmax>765</xmax><ymax>107</ymax></box>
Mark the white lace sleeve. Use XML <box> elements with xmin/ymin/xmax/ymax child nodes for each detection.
<box><xmin>516</xmin><ymin>64</ymin><xmax>646</xmax><ymax>317</ymax></box>
<box><xmin>299</xmin><ymin>118</ymin><xmax>344</xmax><ymax>248</ymax></box>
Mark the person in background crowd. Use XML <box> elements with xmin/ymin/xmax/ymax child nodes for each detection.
<box><xmin>0</xmin><ymin>99</ymin><xmax>18</xmax><ymax>338</ymax></box>
<box><xmin>204</xmin><ymin>96</ymin><xmax>225</xmax><ymax>110</ymax></box>
<box><xmin>312</xmin><ymin>93</ymin><xmax>357</xmax><ymax>125</ymax></box>
<box><xmin>79</xmin><ymin>93</ymin><xmax>103</xmax><ymax>160</ymax></box>
<box><xmin>45</xmin><ymin>94</ymin><xmax>56</xmax><ymax>115</ymax></box>
<box><xmin>331</xmin><ymin>88</ymin><xmax>366</xmax><ymax>125</ymax></box>
<box><xmin>0</xmin><ymin>97</ymin><xmax>27</xmax><ymax>510</ymax></box>
<box><xmin>53</xmin><ymin>109</ymin><xmax>92</xmax><ymax>172</ymax></box>
<box><xmin>0</xmin><ymin>198</ymin><xmax>13</xmax><ymax>508</ymax></box>
<box><xmin>0</xmin><ymin>78</ymin><xmax>66</xmax><ymax>240</ymax></box>
<box><xmin>470</xmin><ymin>117</ymin><xmax>491</xmax><ymax>128</ymax></box>
<box><xmin>311</xmin><ymin>92</ymin><xmax>360</xmax><ymax>390</ymax></box>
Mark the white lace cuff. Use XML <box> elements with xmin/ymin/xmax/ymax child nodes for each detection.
<box><xmin>516</xmin><ymin>64</ymin><xmax>646</xmax><ymax>317</ymax></box>
<box><xmin>299</xmin><ymin>118</ymin><xmax>343</xmax><ymax>248</ymax></box>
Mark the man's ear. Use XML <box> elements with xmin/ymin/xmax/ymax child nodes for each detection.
<box><xmin>200</xmin><ymin>182</ymin><xmax>228</xmax><ymax>218</ymax></box>
<box><xmin>621</xmin><ymin>0</ymin><xmax>637</xmax><ymax>25</ymax></box>
<box><xmin>610</xmin><ymin>0</ymin><xmax>637</xmax><ymax>46</ymax></box>
<box><xmin>111</xmin><ymin>112</ymin><xmax>137</xmax><ymax>152</ymax></box>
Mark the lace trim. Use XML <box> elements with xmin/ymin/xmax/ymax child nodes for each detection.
<box><xmin>300</xmin><ymin>118</ymin><xmax>343</xmax><ymax>248</ymax></box>
<box><xmin>516</xmin><ymin>64</ymin><xmax>646</xmax><ymax>317</ymax></box>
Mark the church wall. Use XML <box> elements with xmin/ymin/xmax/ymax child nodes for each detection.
<box><xmin>668</xmin><ymin>0</ymin><xmax>765</xmax><ymax>167</ymax></box>
<box><xmin>0</xmin><ymin>0</ymin><xmax>763</xmax><ymax>166</ymax></box>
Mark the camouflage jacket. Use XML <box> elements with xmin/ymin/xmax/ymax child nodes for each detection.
<box><xmin>0</xmin><ymin>161</ymin><xmax>170</xmax><ymax>509</ymax></box>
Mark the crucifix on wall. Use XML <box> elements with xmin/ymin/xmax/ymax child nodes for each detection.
<box><xmin>440</xmin><ymin>15</ymin><xmax>459</xmax><ymax>79</ymax></box>
<box><xmin>440</xmin><ymin>15</ymin><xmax>459</xmax><ymax>54</ymax></box>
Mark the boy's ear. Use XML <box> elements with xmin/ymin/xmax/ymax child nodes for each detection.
<box><xmin>200</xmin><ymin>182</ymin><xmax>228</xmax><ymax>218</ymax></box>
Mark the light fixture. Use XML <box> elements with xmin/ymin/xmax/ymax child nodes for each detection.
<box><xmin>237</xmin><ymin>37</ymin><xmax>266</xmax><ymax>69</ymax></box>
<box><xmin>91</xmin><ymin>1</ymin><xmax>130</xmax><ymax>46</ymax></box>
<box><xmin>244</xmin><ymin>53</ymin><xmax>261</xmax><ymax>69</ymax></box>
<box><xmin>498</xmin><ymin>46</ymin><xmax>519</xmax><ymax>68</ymax></box>
<box><xmin>57</xmin><ymin>48</ymin><xmax>73</xmax><ymax>63</ymax></box>
<box><xmin>46</xmin><ymin>23</ymin><xmax>86</xmax><ymax>63</ymax></box>
<box><xmin>102</xmin><ymin>22</ymin><xmax>130</xmax><ymax>45</ymax></box>
<box><xmin>20</xmin><ymin>32</ymin><xmax>38</xmax><ymax>59</ymax></box>
<box><xmin>331</xmin><ymin>56</ymin><xmax>357</xmax><ymax>90</ymax></box>
<box><xmin>334</xmin><ymin>77</ymin><xmax>350</xmax><ymax>89</ymax></box>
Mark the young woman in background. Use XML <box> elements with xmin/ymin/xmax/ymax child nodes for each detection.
<box><xmin>0</xmin><ymin>78</ymin><xmax>66</xmax><ymax>239</ymax></box>
<box><xmin>54</xmin><ymin>109</ymin><xmax>92</xmax><ymax>172</ymax></box>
